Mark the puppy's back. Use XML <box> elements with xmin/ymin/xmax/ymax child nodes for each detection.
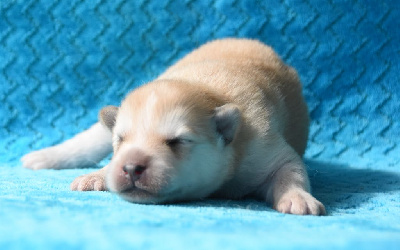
<box><xmin>166</xmin><ymin>39</ymin><xmax>282</xmax><ymax>69</ymax></box>
<box><xmin>160</xmin><ymin>39</ymin><xmax>309</xmax><ymax>156</ymax></box>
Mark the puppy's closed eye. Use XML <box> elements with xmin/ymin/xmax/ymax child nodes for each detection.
<box><xmin>117</xmin><ymin>135</ymin><xmax>125</xmax><ymax>143</ymax></box>
<box><xmin>165</xmin><ymin>138</ymin><xmax>184</xmax><ymax>148</ymax></box>
<box><xmin>113</xmin><ymin>134</ymin><xmax>125</xmax><ymax>149</ymax></box>
<box><xmin>165</xmin><ymin>138</ymin><xmax>193</xmax><ymax>152</ymax></box>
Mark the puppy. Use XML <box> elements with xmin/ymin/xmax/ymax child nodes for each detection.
<box><xmin>22</xmin><ymin>38</ymin><xmax>325</xmax><ymax>215</ymax></box>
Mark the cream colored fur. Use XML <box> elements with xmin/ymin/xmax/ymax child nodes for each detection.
<box><xmin>22</xmin><ymin>38</ymin><xmax>325</xmax><ymax>215</ymax></box>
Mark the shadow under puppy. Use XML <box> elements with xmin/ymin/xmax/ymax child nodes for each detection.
<box><xmin>22</xmin><ymin>38</ymin><xmax>325</xmax><ymax>215</ymax></box>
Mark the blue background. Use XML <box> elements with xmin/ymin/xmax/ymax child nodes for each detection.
<box><xmin>1</xmin><ymin>0</ymin><xmax>399</xmax><ymax>249</ymax></box>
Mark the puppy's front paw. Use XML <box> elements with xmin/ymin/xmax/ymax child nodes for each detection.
<box><xmin>70</xmin><ymin>173</ymin><xmax>107</xmax><ymax>191</ymax></box>
<box><xmin>21</xmin><ymin>148</ymin><xmax>60</xmax><ymax>170</ymax></box>
<box><xmin>274</xmin><ymin>189</ymin><xmax>326</xmax><ymax>215</ymax></box>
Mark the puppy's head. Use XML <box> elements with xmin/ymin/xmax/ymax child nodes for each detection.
<box><xmin>100</xmin><ymin>81</ymin><xmax>241</xmax><ymax>204</ymax></box>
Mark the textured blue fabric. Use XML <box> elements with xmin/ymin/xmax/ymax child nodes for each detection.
<box><xmin>1</xmin><ymin>0</ymin><xmax>399</xmax><ymax>249</ymax></box>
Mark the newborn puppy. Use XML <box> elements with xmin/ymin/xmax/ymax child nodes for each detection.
<box><xmin>22</xmin><ymin>38</ymin><xmax>325</xmax><ymax>215</ymax></box>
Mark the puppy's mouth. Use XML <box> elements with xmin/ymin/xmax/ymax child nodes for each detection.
<box><xmin>119</xmin><ymin>179</ymin><xmax>161</xmax><ymax>196</ymax></box>
<box><xmin>119</xmin><ymin>182</ymin><xmax>151</xmax><ymax>194</ymax></box>
<box><xmin>120</xmin><ymin>186</ymin><xmax>137</xmax><ymax>194</ymax></box>
<box><xmin>118</xmin><ymin>184</ymin><xmax>165</xmax><ymax>204</ymax></box>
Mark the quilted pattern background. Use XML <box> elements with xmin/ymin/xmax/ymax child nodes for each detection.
<box><xmin>1</xmin><ymin>0</ymin><xmax>399</xmax><ymax>168</ymax></box>
<box><xmin>1</xmin><ymin>0</ymin><xmax>399</xmax><ymax>249</ymax></box>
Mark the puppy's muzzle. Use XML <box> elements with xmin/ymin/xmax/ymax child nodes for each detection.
<box><xmin>111</xmin><ymin>147</ymin><xmax>152</xmax><ymax>193</ymax></box>
<box><xmin>121</xmin><ymin>148</ymin><xmax>149</xmax><ymax>181</ymax></box>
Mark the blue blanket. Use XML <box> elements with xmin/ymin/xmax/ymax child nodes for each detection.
<box><xmin>1</xmin><ymin>0</ymin><xmax>399</xmax><ymax>249</ymax></box>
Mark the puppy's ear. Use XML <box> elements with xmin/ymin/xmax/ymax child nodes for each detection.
<box><xmin>99</xmin><ymin>106</ymin><xmax>119</xmax><ymax>131</ymax></box>
<box><xmin>213</xmin><ymin>104</ymin><xmax>241</xmax><ymax>145</ymax></box>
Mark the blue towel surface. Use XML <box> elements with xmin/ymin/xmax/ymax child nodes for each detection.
<box><xmin>1</xmin><ymin>0</ymin><xmax>399</xmax><ymax>249</ymax></box>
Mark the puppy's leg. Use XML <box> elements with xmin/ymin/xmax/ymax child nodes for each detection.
<box><xmin>21</xmin><ymin>122</ymin><xmax>112</xmax><ymax>170</ymax></box>
<box><xmin>260</xmin><ymin>141</ymin><xmax>326</xmax><ymax>215</ymax></box>
<box><xmin>70</xmin><ymin>165</ymin><xmax>109</xmax><ymax>191</ymax></box>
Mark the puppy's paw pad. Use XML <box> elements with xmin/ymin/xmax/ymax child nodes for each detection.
<box><xmin>21</xmin><ymin>149</ymin><xmax>58</xmax><ymax>170</ymax></box>
<box><xmin>70</xmin><ymin>173</ymin><xmax>107</xmax><ymax>191</ymax></box>
<box><xmin>275</xmin><ymin>190</ymin><xmax>326</xmax><ymax>215</ymax></box>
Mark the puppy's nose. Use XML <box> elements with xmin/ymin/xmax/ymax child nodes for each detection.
<box><xmin>123</xmin><ymin>164</ymin><xmax>146</xmax><ymax>181</ymax></box>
